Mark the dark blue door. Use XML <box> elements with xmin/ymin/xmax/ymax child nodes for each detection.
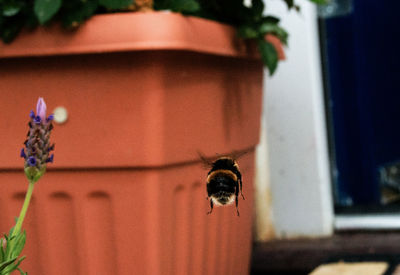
<box><xmin>321</xmin><ymin>0</ymin><xmax>400</xmax><ymax>208</ymax></box>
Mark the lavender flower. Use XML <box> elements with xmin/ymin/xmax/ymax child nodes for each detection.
<box><xmin>36</xmin><ymin>97</ymin><xmax>46</xmax><ymax>120</ymax></box>
<box><xmin>21</xmin><ymin>97</ymin><xmax>55</xmax><ymax>183</ymax></box>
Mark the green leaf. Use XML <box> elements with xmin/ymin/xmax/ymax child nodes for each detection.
<box><xmin>2</xmin><ymin>25</ymin><xmax>21</xmax><ymax>43</ymax></box>
<box><xmin>259</xmin><ymin>22</ymin><xmax>288</xmax><ymax>45</ymax></box>
<box><xmin>282</xmin><ymin>0</ymin><xmax>325</xmax><ymax>10</ymax></box>
<box><xmin>4</xmin><ymin>235</ymin><xmax>14</xmax><ymax>259</ymax></box>
<box><xmin>98</xmin><ymin>0</ymin><xmax>133</xmax><ymax>9</ymax></box>
<box><xmin>0</xmin><ymin>256</ymin><xmax>18</xmax><ymax>271</ymax></box>
<box><xmin>34</xmin><ymin>0</ymin><xmax>62</xmax><ymax>24</ymax></box>
<box><xmin>11</xmin><ymin>231</ymin><xmax>26</xmax><ymax>258</ymax></box>
<box><xmin>24</xmin><ymin>166</ymin><xmax>45</xmax><ymax>184</ymax></box>
<box><xmin>3</xmin><ymin>262</ymin><xmax>18</xmax><ymax>274</ymax></box>
<box><xmin>237</xmin><ymin>25</ymin><xmax>258</xmax><ymax>39</ymax></box>
<box><xmin>2</xmin><ymin>2</ymin><xmax>22</xmax><ymax>17</ymax></box>
<box><xmin>17</xmin><ymin>267</ymin><xmax>27</xmax><ymax>275</ymax></box>
<box><xmin>1</xmin><ymin>20</ymin><xmax>24</xmax><ymax>42</ymax></box>
<box><xmin>308</xmin><ymin>0</ymin><xmax>328</xmax><ymax>4</ymax></box>
<box><xmin>262</xmin><ymin>15</ymin><xmax>280</xmax><ymax>24</ymax></box>
<box><xmin>258</xmin><ymin>39</ymin><xmax>279</xmax><ymax>75</ymax></box>
<box><xmin>281</xmin><ymin>0</ymin><xmax>295</xmax><ymax>9</ymax></box>
<box><xmin>5</xmin><ymin>256</ymin><xmax>26</xmax><ymax>273</ymax></box>
<box><xmin>164</xmin><ymin>0</ymin><xmax>200</xmax><ymax>13</ymax></box>
<box><xmin>9</xmin><ymin>223</ymin><xmax>16</xmax><ymax>236</ymax></box>
<box><xmin>0</xmin><ymin>238</ymin><xmax>4</xmax><ymax>262</ymax></box>
<box><xmin>251</xmin><ymin>0</ymin><xmax>264</xmax><ymax>17</ymax></box>
<box><xmin>25</xmin><ymin>9</ymin><xmax>40</xmax><ymax>29</ymax></box>
<box><xmin>62</xmin><ymin>0</ymin><xmax>99</xmax><ymax>27</ymax></box>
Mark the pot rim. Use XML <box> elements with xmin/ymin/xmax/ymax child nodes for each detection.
<box><xmin>0</xmin><ymin>11</ymin><xmax>264</xmax><ymax>59</ymax></box>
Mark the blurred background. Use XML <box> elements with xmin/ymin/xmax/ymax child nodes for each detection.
<box><xmin>253</xmin><ymin>0</ymin><xmax>400</xmax><ymax>274</ymax></box>
<box><xmin>2</xmin><ymin>0</ymin><xmax>400</xmax><ymax>274</ymax></box>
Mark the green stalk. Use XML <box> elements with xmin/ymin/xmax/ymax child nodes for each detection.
<box><xmin>12</xmin><ymin>182</ymin><xmax>35</xmax><ymax>238</ymax></box>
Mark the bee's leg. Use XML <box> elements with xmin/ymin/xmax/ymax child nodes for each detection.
<box><xmin>207</xmin><ymin>199</ymin><xmax>214</xmax><ymax>215</ymax></box>
<box><xmin>235</xmin><ymin>182</ymin><xmax>240</xmax><ymax>216</ymax></box>
<box><xmin>239</xmin><ymin>175</ymin><xmax>245</xmax><ymax>200</ymax></box>
<box><xmin>235</xmin><ymin>195</ymin><xmax>240</xmax><ymax>217</ymax></box>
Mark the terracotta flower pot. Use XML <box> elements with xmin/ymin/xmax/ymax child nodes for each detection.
<box><xmin>0</xmin><ymin>12</ymin><xmax>282</xmax><ymax>275</ymax></box>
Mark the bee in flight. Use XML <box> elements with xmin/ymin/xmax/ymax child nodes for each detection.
<box><xmin>203</xmin><ymin>155</ymin><xmax>245</xmax><ymax>216</ymax></box>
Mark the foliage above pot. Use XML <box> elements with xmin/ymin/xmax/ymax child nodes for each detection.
<box><xmin>0</xmin><ymin>0</ymin><xmax>325</xmax><ymax>74</ymax></box>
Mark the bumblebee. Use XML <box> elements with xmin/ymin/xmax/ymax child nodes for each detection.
<box><xmin>205</xmin><ymin>157</ymin><xmax>244</xmax><ymax>216</ymax></box>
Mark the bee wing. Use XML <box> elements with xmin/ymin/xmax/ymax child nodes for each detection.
<box><xmin>231</xmin><ymin>149</ymin><xmax>250</xmax><ymax>161</ymax></box>
<box><xmin>197</xmin><ymin>151</ymin><xmax>213</xmax><ymax>169</ymax></box>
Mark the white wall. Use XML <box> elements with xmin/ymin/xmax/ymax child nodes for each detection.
<box><xmin>255</xmin><ymin>0</ymin><xmax>334</xmax><ymax>238</ymax></box>
<box><xmin>254</xmin><ymin>115</ymin><xmax>275</xmax><ymax>240</ymax></box>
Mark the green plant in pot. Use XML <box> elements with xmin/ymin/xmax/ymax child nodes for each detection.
<box><xmin>0</xmin><ymin>0</ymin><xmax>326</xmax><ymax>74</ymax></box>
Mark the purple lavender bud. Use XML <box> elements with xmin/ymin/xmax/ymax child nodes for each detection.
<box><xmin>48</xmin><ymin>144</ymin><xmax>55</xmax><ymax>152</ymax></box>
<box><xmin>27</xmin><ymin>156</ymin><xmax>37</xmax><ymax>166</ymax></box>
<box><xmin>46</xmin><ymin>154</ymin><xmax>54</xmax><ymax>163</ymax></box>
<box><xmin>29</xmin><ymin>110</ymin><xmax>35</xmax><ymax>119</ymax></box>
<box><xmin>36</xmin><ymin>97</ymin><xmax>47</xmax><ymax>121</ymax></box>
<box><xmin>47</xmin><ymin>114</ymin><xmax>54</xmax><ymax>122</ymax></box>
<box><xmin>34</xmin><ymin>116</ymin><xmax>41</xmax><ymax>124</ymax></box>
<box><xmin>23</xmin><ymin>98</ymin><xmax>55</xmax><ymax>183</ymax></box>
<box><xmin>20</xmin><ymin>148</ymin><xmax>26</xmax><ymax>159</ymax></box>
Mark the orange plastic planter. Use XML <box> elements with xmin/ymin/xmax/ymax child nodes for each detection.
<box><xmin>0</xmin><ymin>12</ymin><xmax>275</xmax><ymax>275</ymax></box>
